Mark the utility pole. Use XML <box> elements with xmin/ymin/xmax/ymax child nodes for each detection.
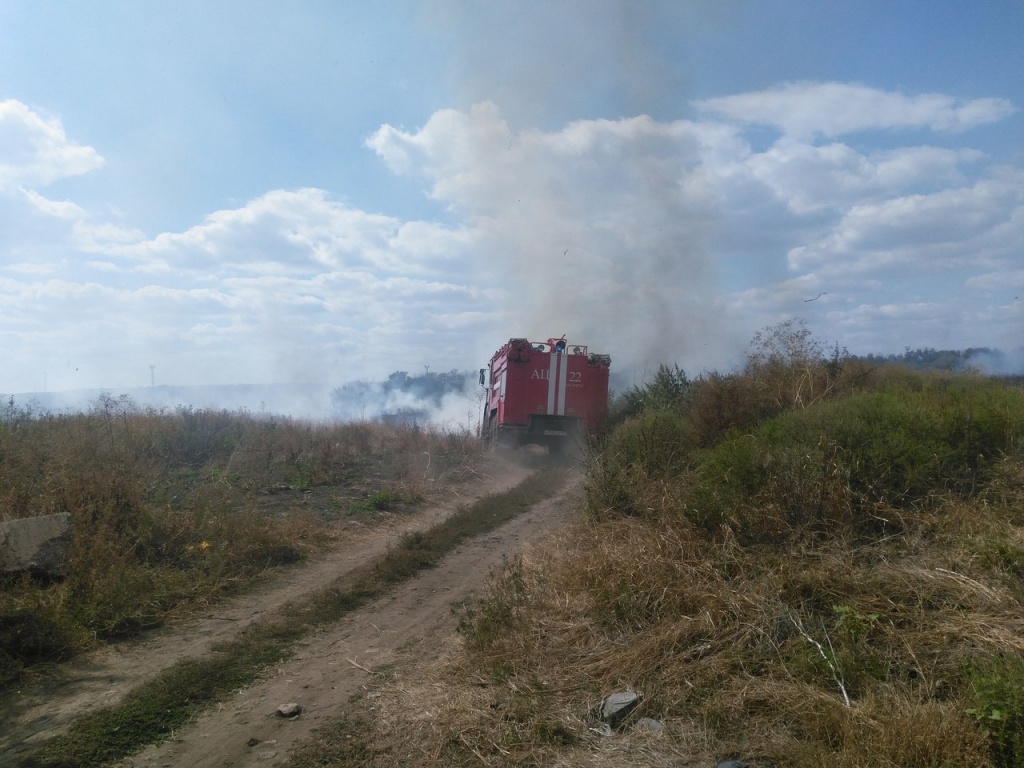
<box><xmin>150</xmin><ymin>365</ymin><xmax>155</xmax><ymax>387</ymax></box>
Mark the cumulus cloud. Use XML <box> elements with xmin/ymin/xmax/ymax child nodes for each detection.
<box><xmin>743</xmin><ymin>141</ymin><xmax>984</xmax><ymax>215</ymax></box>
<box><xmin>680</xmin><ymin>84</ymin><xmax>1023</xmax><ymax>356</ymax></box>
<box><xmin>696</xmin><ymin>82</ymin><xmax>1015</xmax><ymax>139</ymax></box>
<box><xmin>967</xmin><ymin>270</ymin><xmax>1024</xmax><ymax>293</ymax></box>
<box><xmin>20</xmin><ymin>189</ymin><xmax>144</xmax><ymax>252</ymax></box>
<box><xmin>2</xmin><ymin>179</ymin><xmax>494</xmax><ymax>393</ymax></box>
<box><xmin>3</xmin><ymin>83</ymin><xmax>1023</xmax><ymax>398</ymax></box>
<box><xmin>787</xmin><ymin>175</ymin><xmax>1024</xmax><ymax>274</ymax></box>
<box><xmin>0</xmin><ymin>110</ymin><xmax>135</xmax><ymax>263</ymax></box>
<box><xmin>830</xmin><ymin>300</ymin><xmax>997</xmax><ymax>353</ymax></box>
<box><xmin>117</xmin><ymin>188</ymin><xmax>473</xmax><ymax>279</ymax></box>
<box><xmin>0</xmin><ymin>100</ymin><xmax>104</xmax><ymax>189</ymax></box>
<box><xmin>10</xmin><ymin>101</ymin><xmax>745</xmax><ymax>395</ymax></box>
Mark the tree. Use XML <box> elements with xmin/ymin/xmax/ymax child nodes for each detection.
<box><xmin>746</xmin><ymin>319</ymin><xmax>848</xmax><ymax>409</ymax></box>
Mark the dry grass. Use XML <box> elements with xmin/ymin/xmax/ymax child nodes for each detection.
<box><xmin>325</xmin><ymin>484</ymin><xmax>1020</xmax><ymax>766</ymax></box>
<box><xmin>0</xmin><ymin>397</ymin><xmax>482</xmax><ymax>684</ymax></box>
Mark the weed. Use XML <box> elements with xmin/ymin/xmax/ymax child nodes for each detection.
<box><xmin>966</xmin><ymin>654</ymin><xmax>1024</xmax><ymax>767</ymax></box>
<box><xmin>614</xmin><ymin>363</ymin><xmax>692</xmax><ymax>420</ymax></box>
<box><xmin>363</xmin><ymin>488</ymin><xmax>423</xmax><ymax>512</ymax></box>
<box><xmin>286</xmin><ymin>709</ymin><xmax>385</xmax><ymax>767</ymax></box>
<box><xmin>832</xmin><ymin>604</ymin><xmax>880</xmax><ymax>642</ymax></box>
<box><xmin>458</xmin><ymin>556</ymin><xmax>529</xmax><ymax>657</ymax></box>
<box><xmin>0</xmin><ymin>599</ymin><xmax>80</xmax><ymax>682</ymax></box>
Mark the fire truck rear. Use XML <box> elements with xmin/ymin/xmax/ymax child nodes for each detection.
<box><xmin>479</xmin><ymin>336</ymin><xmax>611</xmax><ymax>450</ymax></box>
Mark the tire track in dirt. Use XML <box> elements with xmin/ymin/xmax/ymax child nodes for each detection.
<box><xmin>118</xmin><ymin>468</ymin><xmax>582</xmax><ymax>768</ymax></box>
<box><xmin>1</xmin><ymin>456</ymin><xmax>536</xmax><ymax>763</ymax></box>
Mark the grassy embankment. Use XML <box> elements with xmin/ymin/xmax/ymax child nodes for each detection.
<box><xmin>1</xmin><ymin>395</ymin><xmax>480</xmax><ymax>686</ymax></box>
<box><xmin>301</xmin><ymin>327</ymin><xmax>1024</xmax><ymax>767</ymax></box>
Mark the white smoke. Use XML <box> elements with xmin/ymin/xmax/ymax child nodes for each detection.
<box><xmin>964</xmin><ymin>348</ymin><xmax>1024</xmax><ymax>376</ymax></box>
<box><xmin>368</xmin><ymin>104</ymin><xmax>744</xmax><ymax>382</ymax></box>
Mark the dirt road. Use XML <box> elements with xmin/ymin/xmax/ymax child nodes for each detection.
<box><xmin>3</xmin><ymin>455</ymin><xmax>578</xmax><ymax>767</ymax></box>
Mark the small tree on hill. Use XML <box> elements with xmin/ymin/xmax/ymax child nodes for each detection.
<box><xmin>616</xmin><ymin>363</ymin><xmax>691</xmax><ymax>420</ymax></box>
<box><xmin>746</xmin><ymin>319</ymin><xmax>849</xmax><ymax>409</ymax></box>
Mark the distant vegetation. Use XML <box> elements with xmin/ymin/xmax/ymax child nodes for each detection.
<box><xmin>0</xmin><ymin>395</ymin><xmax>480</xmax><ymax>686</ymax></box>
<box><xmin>346</xmin><ymin>319</ymin><xmax>1024</xmax><ymax>768</ymax></box>
<box><xmin>854</xmin><ymin>345</ymin><xmax>1019</xmax><ymax>375</ymax></box>
<box><xmin>331</xmin><ymin>369</ymin><xmax>475</xmax><ymax>424</ymax></box>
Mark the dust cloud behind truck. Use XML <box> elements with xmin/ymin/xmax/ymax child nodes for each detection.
<box><xmin>479</xmin><ymin>336</ymin><xmax>611</xmax><ymax>451</ymax></box>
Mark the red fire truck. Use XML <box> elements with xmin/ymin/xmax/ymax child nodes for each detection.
<box><xmin>479</xmin><ymin>336</ymin><xmax>611</xmax><ymax>450</ymax></box>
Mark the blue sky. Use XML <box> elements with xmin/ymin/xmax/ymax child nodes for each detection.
<box><xmin>1</xmin><ymin>1</ymin><xmax>1022</xmax><ymax>407</ymax></box>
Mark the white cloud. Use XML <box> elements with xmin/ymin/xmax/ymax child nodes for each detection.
<box><xmin>20</xmin><ymin>189</ymin><xmax>145</xmax><ymax>252</ymax></box>
<box><xmin>744</xmin><ymin>140</ymin><xmax>983</xmax><ymax>214</ymax></box>
<box><xmin>116</xmin><ymin>188</ymin><xmax>472</xmax><ymax>279</ymax></box>
<box><xmin>826</xmin><ymin>298</ymin><xmax>1022</xmax><ymax>355</ymax></box>
<box><xmin>23</xmin><ymin>188</ymin><xmax>85</xmax><ymax>219</ymax></box>
<box><xmin>3</xmin><ymin>83</ymin><xmax>1023</xmax><ymax>397</ymax></box>
<box><xmin>787</xmin><ymin>175</ymin><xmax>1024</xmax><ymax>274</ymax></box>
<box><xmin>684</xmin><ymin>85</ymin><xmax>1022</xmax><ymax>360</ymax></box>
<box><xmin>0</xmin><ymin>100</ymin><xmax>104</xmax><ymax>189</ymax></box>
<box><xmin>966</xmin><ymin>270</ymin><xmax>1024</xmax><ymax>293</ymax></box>
<box><xmin>696</xmin><ymin>82</ymin><xmax>1015</xmax><ymax>139</ymax></box>
<box><xmin>0</xmin><ymin>103</ymin><xmax>141</xmax><ymax>268</ymax></box>
<box><xmin>0</xmin><ymin>182</ymin><xmax>498</xmax><ymax>393</ymax></box>
<box><xmin>872</xmin><ymin>146</ymin><xmax>984</xmax><ymax>188</ymax></box>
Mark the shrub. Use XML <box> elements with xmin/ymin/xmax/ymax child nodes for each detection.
<box><xmin>0</xmin><ymin>587</ymin><xmax>85</xmax><ymax>685</ymax></box>
<box><xmin>745</xmin><ymin>318</ymin><xmax>851</xmax><ymax>409</ymax></box>
<box><xmin>612</xmin><ymin>363</ymin><xmax>691</xmax><ymax>421</ymax></box>
<box><xmin>586</xmin><ymin>408</ymin><xmax>695</xmax><ymax>519</ymax></box>
<box><xmin>677</xmin><ymin>378</ymin><xmax>1024</xmax><ymax>543</ymax></box>
<box><xmin>686</xmin><ymin>370</ymin><xmax>778</xmax><ymax>447</ymax></box>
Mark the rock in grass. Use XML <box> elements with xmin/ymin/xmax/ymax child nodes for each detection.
<box><xmin>594</xmin><ymin>690</ymin><xmax>639</xmax><ymax>728</ymax></box>
<box><xmin>714</xmin><ymin>760</ymin><xmax>749</xmax><ymax>768</ymax></box>
<box><xmin>0</xmin><ymin>512</ymin><xmax>72</xmax><ymax>578</ymax></box>
<box><xmin>276</xmin><ymin>702</ymin><xmax>303</xmax><ymax>718</ymax></box>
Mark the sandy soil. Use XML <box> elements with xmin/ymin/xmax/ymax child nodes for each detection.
<box><xmin>2</xmin><ymin>454</ymin><xmax>577</xmax><ymax>767</ymax></box>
